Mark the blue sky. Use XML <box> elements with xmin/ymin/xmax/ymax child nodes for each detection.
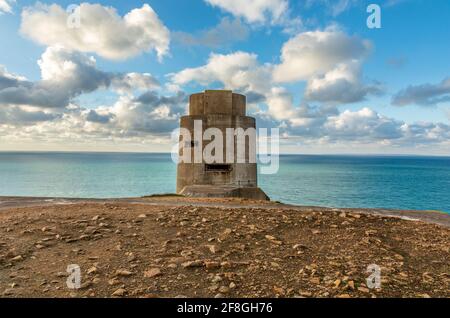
<box><xmin>0</xmin><ymin>0</ymin><xmax>449</xmax><ymax>154</ymax></box>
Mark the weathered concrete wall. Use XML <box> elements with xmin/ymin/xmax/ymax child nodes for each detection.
<box><xmin>189</xmin><ymin>90</ymin><xmax>246</xmax><ymax>116</ymax></box>
<box><xmin>180</xmin><ymin>185</ymin><xmax>270</xmax><ymax>201</ymax></box>
<box><xmin>176</xmin><ymin>90</ymin><xmax>268</xmax><ymax>200</ymax></box>
<box><xmin>177</xmin><ymin>163</ymin><xmax>257</xmax><ymax>192</ymax></box>
<box><xmin>232</xmin><ymin>93</ymin><xmax>246</xmax><ymax>117</ymax></box>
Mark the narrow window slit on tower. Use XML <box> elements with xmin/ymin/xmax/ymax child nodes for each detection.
<box><xmin>205</xmin><ymin>164</ymin><xmax>232</xmax><ymax>172</ymax></box>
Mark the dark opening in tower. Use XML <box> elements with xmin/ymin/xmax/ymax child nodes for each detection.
<box><xmin>205</xmin><ymin>164</ymin><xmax>232</xmax><ymax>172</ymax></box>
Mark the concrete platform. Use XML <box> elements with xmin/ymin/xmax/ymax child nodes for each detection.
<box><xmin>180</xmin><ymin>185</ymin><xmax>270</xmax><ymax>201</ymax></box>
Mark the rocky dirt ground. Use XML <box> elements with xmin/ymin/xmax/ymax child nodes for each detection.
<box><xmin>0</xmin><ymin>198</ymin><xmax>449</xmax><ymax>298</ymax></box>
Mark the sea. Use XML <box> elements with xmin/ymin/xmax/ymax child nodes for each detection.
<box><xmin>0</xmin><ymin>152</ymin><xmax>449</xmax><ymax>212</ymax></box>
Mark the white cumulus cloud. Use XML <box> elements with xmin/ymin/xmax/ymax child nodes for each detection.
<box><xmin>0</xmin><ymin>46</ymin><xmax>160</xmax><ymax>109</ymax></box>
<box><xmin>273</xmin><ymin>27</ymin><xmax>372</xmax><ymax>83</ymax></box>
<box><xmin>304</xmin><ymin>61</ymin><xmax>383</xmax><ymax>104</ymax></box>
<box><xmin>205</xmin><ymin>0</ymin><xmax>288</xmax><ymax>24</ymax></box>
<box><xmin>392</xmin><ymin>77</ymin><xmax>450</xmax><ymax>106</ymax></box>
<box><xmin>0</xmin><ymin>0</ymin><xmax>14</xmax><ymax>14</ymax></box>
<box><xmin>170</xmin><ymin>51</ymin><xmax>273</xmax><ymax>95</ymax></box>
<box><xmin>20</xmin><ymin>3</ymin><xmax>170</xmax><ymax>61</ymax></box>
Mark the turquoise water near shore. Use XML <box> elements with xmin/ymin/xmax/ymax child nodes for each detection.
<box><xmin>0</xmin><ymin>152</ymin><xmax>449</xmax><ymax>212</ymax></box>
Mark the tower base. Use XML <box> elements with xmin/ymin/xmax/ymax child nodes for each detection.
<box><xmin>179</xmin><ymin>185</ymin><xmax>270</xmax><ymax>201</ymax></box>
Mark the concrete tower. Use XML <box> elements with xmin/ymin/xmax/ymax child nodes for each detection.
<box><xmin>176</xmin><ymin>90</ymin><xmax>269</xmax><ymax>201</ymax></box>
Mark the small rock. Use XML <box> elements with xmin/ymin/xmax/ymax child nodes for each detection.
<box><xmin>11</xmin><ymin>255</ymin><xmax>23</xmax><ymax>262</ymax></box>
<box><xmin>265</xmin><ymin>235</ymin><xmax>282</xmax><ymax>245</ymax></box>
<box><xmin>112</xmin><ymin>288</ymin><xmax>126</xmax><ymax>297</ymax></box>
<box><xmin>181</xmin><ymin>260</ymin><xmax>204</xmax><ymax>268</ymax></box>
<box><xmin>108</xmin><ymin>278</ymin><xmax>120</xmax><ymax>286</ymax></box>
<box><xmin>357</xmin><ymin>287</ymin><xmax>370</xmax><ymax>293</ymax></box>
<box><xmin>270</xmin><ymin>262</ymin><xmax>281</xmax><ymax>268</ymax></box>
<box><xmin>211</xmin><ymin>275</ymin><xmax>223</xmax><ymax>283</ymax></box>
<box><xmin>218</xmin><ymin>286</ymin><xmax>229</xmax><ymax>294</ymax></box>
<box><xmin>299</xmin><ymin>291</ymin><xmax>312</xmax><ymax>297</ymax></box>
<box><xmin>334</xmin><ymin>279</ymin><xmax>341</xmax><ymax>288</ymax></box>
<box><xmin>347</xmin><ymin>281</ymin><xmax>355</xmax><ymax>290</ymax></box>
<box><xmin>209</xmin><ymin>285</ymin><xmax>219</xmax><ymax>292</ymax></box>
<box><xmin>115</xmin><ymin>269</ymin><xmax>133</xmax><ymax>277</ymax></box>
<box><xmin>273</xmin><ymin>286</ymin><xmax>285</xmax><ymax>295</ymax></box>
<box><xmin>206</xmin><ymin>244</ymin><xmax>220</xmax><ymax>254</ymax></box>
<box><xmin>219</xmin><ymin>228</ymin><xmax>232</xmax><ymax>241</ymax></box>
<box><xmin>204</xmin><ymin>261</ymin><xmax>220</xmax><ymax>269</ymax></box>
<box><xmin>220</xmin><ymin>261</ymin><xmax>232</xmax><ymax>268</ymax></box>
<box><xmin>144</xmin><ymin>268</ymin><xmax>162</xmax><ymax>278</ymax></box>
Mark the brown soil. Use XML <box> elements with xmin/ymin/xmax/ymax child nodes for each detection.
<box><xmin>0</xmin><ymin>197</ymin><xmax>449</xmax><ymax>298</ymax></box>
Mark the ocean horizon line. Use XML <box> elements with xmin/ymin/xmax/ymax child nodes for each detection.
<box><xmin>0</xmin><ymin>150</ymin><xmax>449</xmax><ymax>158</ymax></box>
